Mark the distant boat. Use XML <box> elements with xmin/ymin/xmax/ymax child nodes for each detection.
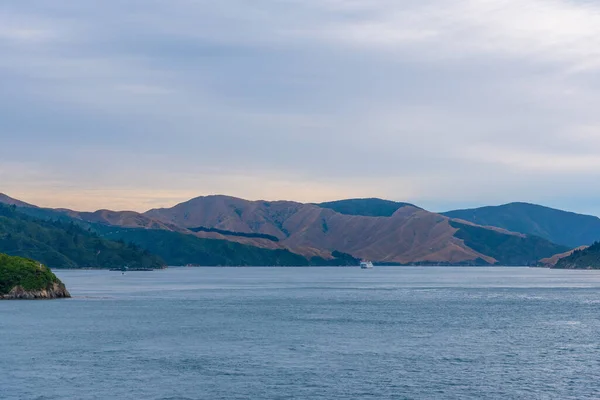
<box><xmin>360</xmin><ymin>261</ymin><xmax>374</xmax><ymax>269</ymax></box>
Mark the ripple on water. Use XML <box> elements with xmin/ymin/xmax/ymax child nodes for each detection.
<box><xmin>2</xmin><ymin>267</ymin><xmax>600</xmax><ymax>399</ymax></box>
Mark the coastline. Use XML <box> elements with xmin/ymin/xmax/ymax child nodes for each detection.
<box><xmin>1</xmin><ymin>282</ymin><xmax>71</xmax><ymax>300</ymax></box>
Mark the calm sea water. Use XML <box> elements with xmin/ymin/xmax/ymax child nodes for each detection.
<box><xmin>3</xmin><ymin>267</ymin><xmax>600</xmax><ymax>399</ymax></box>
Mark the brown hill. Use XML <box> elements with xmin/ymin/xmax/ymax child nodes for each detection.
<box><xmin>1</xmin><ymin>193</ymin><xmax>567</xmax><ymax>265</ymax></box>
<box><xmin>0</xmin><ymin>194</ymin><xmax>186</xmax><ymax>233</ymax></box>
<box><xmin>0</xmin><ymin>193</ymin><xmax>37</xmax><ymax>208</ymax></box>
<box><xmin>144</xmin><ymin>195</ymin><xmax>496</xmax><ymax>264</ymax></box>
<box><xmin>67</xmin><ymin>209</ymin><xmax>186</xmax><ymax>232</ymax></box>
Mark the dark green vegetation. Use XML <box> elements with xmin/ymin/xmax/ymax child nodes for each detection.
<box><xmin>317</xmin><ymin>198</ymin><xmax>417</xmax><ymax>217</ymax></box>
<box><xmin>189</xmin><ymin>226</ymin><xmax>280</xmax><ymax>242</ymax></box>
<box><xmin>450</xmin><ymin>221</ymin><xmax>570</xmax><ymax>266</ymax></box>
<box><xmin>554</xmin><ymin>242</ymin><xmax>600</xmax><ymax>269</ymax></box>
<box><xmin>0</xmin><ymin>253</ymin><xmax>61</xmax><ymax>295</ymax></box>
<box><xmin>0</xmin><ymin>203</ymin><xmax>359</xmax><ymax>267</ymax></box>
<box><xmin>11</xmin><ymin>206</ymin><xmax>80</xmax><ymax>224</ymax></box>
<box><xmin>102</xmin><ymin>228</ymin><xmax>306</xmax><ymax>266</ymax></box>
<box><xmin>443</xmin><ymin>203</ymin><xmax>600</xmax><ymax>248</ymax></box>
<box><xmin>310</xmin><ymin>251</ymin><xmax>360</xmax><ymax>266</ymax></box>
<box><xmin>0</xmin><ymin>204</ymin><xmax>165</xmax><ymax>269</ymax></box>
<box><xmin>101</xmin><ymin>228</ymin><xmax>359</xmax><ymax>266</ymax></box>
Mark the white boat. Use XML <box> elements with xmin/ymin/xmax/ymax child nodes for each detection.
<box><xmin>360</xmin><ymin>261</ymin><xmax>374</xmax><ymax>269</ymax></box>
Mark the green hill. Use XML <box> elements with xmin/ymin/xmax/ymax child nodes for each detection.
<box><xmin>317</xmin><ymin>198</ymin><xmax>418</xmax><ymax>217</ymax></box>
<box><xmin>443</xmin><ymin>202</ymin><xmax>600</xmax><ymax>248</ymax></box>
<box><xmin>449</xmin><ymin>221</ymin><xmax>570</xmax><ymax>266</ymax></box>
<box><xmin>0</xmin><ymin>253</ymin><xmax>69</xmax><ymax>298</ymax></box>
<box><xmin>554</xmin><ymin>242</ymin><xmax>600</xmax><ymax>269</ymax></box>
<box><xmin>0</xmin><ymin>204</ymin><xmax>165</xmax><ymax>269</ymax></box>
<box><xmin>100</xmin><ymin>227</ymin><xmax>308</xmax><ymax>266</ymax></box>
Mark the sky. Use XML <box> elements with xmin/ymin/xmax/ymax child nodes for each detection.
<box><xmin>1</xmin><ymin>1</ymin><xmax>600</xmax><ymax>215</ymax></box>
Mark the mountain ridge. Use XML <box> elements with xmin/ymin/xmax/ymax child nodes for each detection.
<box><xmin>144</xmin><ymin>195</ymin><xmax>567</xmax><ymax>265</ymax></box>
<box><xmin>442</xmin><ymin>202</ymin><xmax>600</xmax><ymax>247</ymax></box>
<box><xmin>0</xmin><ymin>193</ymin><xmax>572</xmax><ymax>266</ymax></box>
<box><xmin>0</xmin><ymin>203</ymin><xmax>166</xmax><ymax>269</ymax></box>
<box><xmin>0</xmin><ymin>193</ymin><xmax>37</xmax><ymax>208</ymax></box>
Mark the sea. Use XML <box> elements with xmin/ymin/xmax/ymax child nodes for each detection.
<box><xmin>2</xmin><ymin>267</ymin><xmax>600</xmax><ymax>399</ymax></box>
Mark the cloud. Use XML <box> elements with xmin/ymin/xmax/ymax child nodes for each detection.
<box><xmin>462</xmin><ymin>145</ymin><xmax>600</xmax><ymax>173</ymax></box>
<box><xmin>1</xmin><ymin>1</ymin><xmax>600</xmax><ymax>215</ymax></box>
<box><xmin>302</xmin><ymin>0</ymin><xmax>600</xmax><ymax>69</ymax></box>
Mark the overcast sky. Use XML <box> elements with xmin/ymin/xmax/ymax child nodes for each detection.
<box><xmin>1</xmin><ymin>0</ymin><xmax>600</xmax><ymax>214</ymax></box>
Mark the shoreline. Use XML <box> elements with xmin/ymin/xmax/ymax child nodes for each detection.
<box><xmin>54</xmin><ymin>265</ymin><xmax>538</xmax><ymax>270</ymax></box>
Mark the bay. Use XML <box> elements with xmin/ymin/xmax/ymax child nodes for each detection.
<box><xmin>2</xmin><ymin>267</ymin><xmax>600</xmax><ymax>399</ymax></box>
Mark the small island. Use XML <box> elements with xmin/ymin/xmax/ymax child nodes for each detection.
<box><xmin>0</xmin><ymin>253</ymin><xmax>70</xmax><ymax>300</ymax></box>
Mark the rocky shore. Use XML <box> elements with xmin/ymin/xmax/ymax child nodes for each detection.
<box><xmin>1</xmin><ymin>282</ymin><xmax>71</xmax><ymax>300</ymax></box>
<box><xmin>1</xmin><ymin>253</ymin><xmax>72</xmax><ymax>300</ymax></box>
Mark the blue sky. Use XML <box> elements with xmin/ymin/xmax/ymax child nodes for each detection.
<box><xmin>1</xmin><ymin>0</ymin><xmax>600</xmax><ymax>215</ymax></box>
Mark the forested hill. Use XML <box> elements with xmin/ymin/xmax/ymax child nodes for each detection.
<box><xmin>0</xmin><ymin>203</ymin><xmax>358</xmax><ymax>267</ymax></box>
<box><xmin>0</xmin><ymin>204</ymin><xmax>165</xmax><ymax>269</ymax></box>
<box><xmin>317</xmin><ymin>198</ymin><xmax>418</xmax><ymax>217</ymax></box>
<box><xmin>99</xmin><ymin>228</ymin><xmax>318</xmax><ymax>267</ymax></box>
<box><xmin>443</xmin><ymin>202</ymin><xmax>600</xmax><ymax>248</ymax></box>
<box><xmin>0</xmin><ymin>253</ymin><xmax>70</xmax><ymax>298</ymax></box>
<box><xmin>554</xmin><ymin>242</ymin><xmax>600</xmax><ymax>269</ymax></box>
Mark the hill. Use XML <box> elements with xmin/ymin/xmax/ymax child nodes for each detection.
<box><xmin>64</xmin><ymin>209</ymin><xmax>185</xmax><ymax>232</ymax></box>
<box><xmin>0</xmin><ymin>196</ymin><xmax>184</xmax><ymax>233</ymax></box>
<box><xmin>0</xmin><ymin>253</ymin><xmax>70</xmax><ymax>299</ymax></box>
<box><xmin>0</xmin><ymin>199</ymin><xmax>358</xmax><ymax>267</ymax></box>
<box><xmin>317</xmin><ymin>198</ymin><xmax>418</xmax><ymax>217</ymax></box>
<box><xmin>145</xmin><ymin>195</ymin><xmax>567</xmax><ymax>266</ymax></box>
<box><xmin>0</xmin><ymin>204</ymin><xmax>165</xmax><ymax>269</ymax></box>
<box><xmin>539</xmin><ymin>247</ymin><xmax>588</xmax><ymax>267</ymax></box>
<box><xmin>0</xmin><ymin>193</ymin><xmax>37</xmax><ymax>208</ymax></box>
<box><xmin>1</xmin><ymin>193</ymin><xmax>570</xmax><ymax>266</ymax></box>
<box><xmin>553</xmin><ymin>242</ymin><xmax>600</xmax><ymax>269</ymax></box>
<box><xmin>449</xmin><ymin>221</ymin><xmax>569</xmax><ymax>266</ymax></box>
<box><xmin>443</xmin><ymin>202</ymin><xmax>600</xmax><ymax>248</ymax></box>
<box><xmin>99</xmin><ymin>227</ymin><xmax>358</xmax><ymax>266</ymax></box>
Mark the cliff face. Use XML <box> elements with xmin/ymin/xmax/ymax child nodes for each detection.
<box><xmin>1</xmin><ymin>282</ymin><xmax>71</xmax><ymax>300</ymax></box>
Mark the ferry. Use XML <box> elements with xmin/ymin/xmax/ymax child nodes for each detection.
<box><xmin>360</xmin><ymin>260</ymin><xmax>374</xmax><ymax>269</ymax></box>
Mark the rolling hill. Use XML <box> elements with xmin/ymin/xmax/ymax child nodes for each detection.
<box><xmin>0</xmin><ymin>203</ymin><xmax>165</xmax><ymax>269</ymax></box>
<box><xmin>539</xmin><ymin>246</ymin><xmax>588</xmax><ymax>267</ymax></box>
<box><xmin>0</xmin><ymin>193</ymin><xmax>36</xmax><ymax>208</ymax></box>
<box><xmin>0</xmin><ymin>196</ymin><xmax>357</xmax><ymax>267</ymax></box>
<box><xmin>145</xmin><ymin>195</ymin><xmax>568</xmax><ymax>265</ymax></box>
<box><xmin>98</xmin><ymin>227</ymin><xmax>358</xmax><ymax>266</ymax></box>
<box><xmin>0</xmin><ymin>193</ymin><xmax>571</xmax><ymax>266</ymax></box>
<box><xmin>317</xmin><ymin>198</ymin><xmax>418</xmax><ymax>217</ymax></box>
<box><xmin>443</xmin><ymin>202</ymin><xmax>600</xmax><ymax>248</ymax></box>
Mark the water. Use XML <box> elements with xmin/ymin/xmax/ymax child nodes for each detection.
<box><xmin>3</xmin><ymin>267</ymin><xmax>600</xmax><ymax>399</ymax></box>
